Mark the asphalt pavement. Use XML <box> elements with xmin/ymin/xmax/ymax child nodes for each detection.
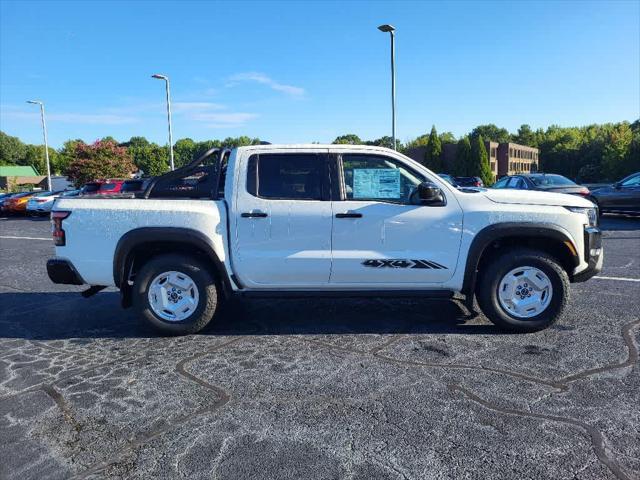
<box><xmin>0</xmin><ymin>215</ymin><xmax>639</xmax><ymax>480</ymax></box>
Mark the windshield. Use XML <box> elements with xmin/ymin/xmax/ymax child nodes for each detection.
<box><xmin>529</xmin><ymin>175</ymin><xmax>576</xmax><ymax>187</ymax></box>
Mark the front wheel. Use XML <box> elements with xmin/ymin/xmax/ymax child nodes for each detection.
<box><xmin>476</xmin><ymin>248</ymin><xmax>570</xmax><ymax>332</ymax></box>
<box><xmin>133</xmin><ymin>253</ymin><xmax>218</xmax><ymax>335</ymax></box>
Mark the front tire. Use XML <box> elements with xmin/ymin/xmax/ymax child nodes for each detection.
<box><xmin>476</xmin><ymin>248</ymin><xmax>570</xmax><ymax>332</ymax></box>
<box><xmin>133</xmin><ymin>254</ymin><xmax>218</xmax><ymax>335</ymax></box>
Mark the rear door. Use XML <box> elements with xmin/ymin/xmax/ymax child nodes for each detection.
<box><xmin>232</xmin><ymin>149</ymin><xmax>333</xmax><ymax>288</ymax></box>
<box><xmin>329</xmin><ymin>150</ymin><xmax>463</xmax><ymax>286</ymax></box>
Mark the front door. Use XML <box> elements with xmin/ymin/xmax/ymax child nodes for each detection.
<box><xmin>233</xmin><ymin>150</ymin><xmax>333</xmax><ymax>288</ymax></box>
<box><xmin>330</xmin><ymin>151</ymin><xmax>463</xmax><ymax>286</ymax></box>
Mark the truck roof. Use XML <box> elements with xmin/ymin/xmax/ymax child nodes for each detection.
<box><xmin>235</xmin><ymin>144</ymin><xmax>398</xmax><ymax>152</ymax></box>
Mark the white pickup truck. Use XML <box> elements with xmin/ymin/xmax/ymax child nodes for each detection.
<box><xmin>47</xmin><ymin>145</ymin><xmax>602</xmax><ymax>335</ymax></box>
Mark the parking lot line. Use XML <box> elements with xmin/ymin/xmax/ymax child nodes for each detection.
<box><xmin>594</xmin><ymin>276</ymin><xmax>640</xmax><ymax>283</ymax></box>
<box><xmin>0</xmin><ymin>235</ymin><xmax>51</xmax><ymax>241</ymax></box>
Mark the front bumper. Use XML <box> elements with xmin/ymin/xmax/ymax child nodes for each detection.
<box><xmin>47</xmin><ymin>258</ymin><xmax>85</xmax><ymax>285</ymax></box>
<box><xmin>572</xmin><ymin>226</ymin><xmax>603</xmax><ymax>282</ymax></box>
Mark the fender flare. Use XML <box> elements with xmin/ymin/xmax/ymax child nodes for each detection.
<box><xmin>461</xmin><ymin>222</ymin><xmax>580</xmax><ymax>296</ymax></box>
<box><xmin>113</xmin><ymin>227</ymin><xmax>234</xmax><ymax>297</ymax></box>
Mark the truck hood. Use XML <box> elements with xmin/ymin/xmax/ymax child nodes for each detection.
<box><xmin>482</xmin><ymin>189</ymin><xmax>594</xmax><ymax>207</ymax></box>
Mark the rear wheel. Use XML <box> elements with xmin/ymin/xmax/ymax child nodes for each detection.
<box><xmin>133</xmin><ymin>254</ymin><xmax>218</xmax><ymax>335</ymax></box>
<box><xmin>476</xmin><ymin>248</ymin><xmax>570</xmax><ymax>332</ymax></box>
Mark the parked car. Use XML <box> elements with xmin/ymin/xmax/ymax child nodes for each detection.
<box><xmin>80</xmin><ymin>182</ymin><xmax>103</xmax><ymax>195</ymax></box>
<box><xmin>437</xmin><ymin>174</ymin><xmax>459</xmax><ymax>187</ymax></box>
<box><xmin>454</xmin><ymin>176</ymin><xmax>484</xmax><ymax>187</ymax></box>
<box><xmin>3</xmin><ymin>191</ymin><xmax>38</xmax><ymax>214</ymax></box>
<box><xmin>97</xmin><ymin>180</ymin><xmax>125</xmax><ymax>195</ymax></box>
<box><xmin>493</xmin><ymin>174</ymin><xmax>590</xmax><ymax>197</ymax></box>
<box><xmin>0</xmin><ymin>192</ymin><xmax>22</xmax><ymax>215</ymax></box>
<box><xmin>26</xmin><ymin>190</ymin><xmax>66</xmax><ymax>216</ymax></box>
<box><xmin>48</xmin><ymin>145</ymin><xmax>602</xmax><ymax>336</ymax></box>
<box><xmin>589</xmin><ymin>172</ymin><xmax>640</xmax><ymax>216</ymax></box>
<box><xmin>79</xmin><ymin>180</ymin><xmax>126</xmax><ymax>196</ymax></box>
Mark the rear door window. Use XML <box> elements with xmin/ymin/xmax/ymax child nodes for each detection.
<box><xmin>246</xmin><ymin>153</ymin><xmax>328</xmax><ymax>200</ymax></box>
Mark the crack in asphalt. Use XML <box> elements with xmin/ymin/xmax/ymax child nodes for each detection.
<box><xmin>447</xmin><ymin>384</ymin><xmax>633</xmax><ymax>480</ymax></box>
<box><xmin>41</xmin><ymin>384</ymin><xmax>82</xmax><ymax>433</ymax></box>
<box><xmin>72</xmin><ymin>336</ymin><xmax>242</xmax><ymax>479</ymax></box>
<box><xmin>300</xmin><ymin>318</ymin><xmax>640</xmax><ymax>480</ymax></box>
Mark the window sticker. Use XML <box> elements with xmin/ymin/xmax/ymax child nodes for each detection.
<box><xmin>352</xmin><ymin>169</ymin><xmax>401</xmax><ymax>199</ymax></box>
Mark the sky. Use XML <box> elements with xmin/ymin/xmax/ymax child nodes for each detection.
<box><xmin>0</xmin><ymin>0</ymin><xmax>639</xmax><ymax>148</ymax></box>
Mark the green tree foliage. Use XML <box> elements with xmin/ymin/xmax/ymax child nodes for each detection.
<box><xmin>452</xmin><ymin>136</ymin><xmax>471</xmax><ymax>176</ymax></box>
<box><xmin>512</xmin><ymin>124</ymin><xmax>540</xmax><ymax>147</ymax></box>
<box><xmin>365</xmin><ymin>136</ymin><xmax>403</xmax><ymax>150</ymax></box>
<box><xmin>129</xmin><ymin>143</ymin><xmax>169</xmax><ymax>176</ymax></box>
<box><xmin>470</xmin><ymin>135</ymin><xmax>494</xmax><ymax>185</ymax></box>
<box><xmin>0</xmin><ymin>131</ymin><xmax>27</xmax><ymax>165</ymax></box>
<box><xmin>120</xmin><ymin>136</ymin><xmax>150</xmax><ymax>149</ymax></box>
<box><xmin>174</xmin><ymin>138</ymin><xmax>197</xmax><ymax>168</ymax></box>
<box><xmin>65</xmin><ymin>140</ymin><xmax>136</xmax><ymax>187</ymax></box>
<box><xmin>423</xmin><ymin>126</ymin><xmax>443</xmax><ymax>171</ymax></box>
<box><xmin>55</xmin><ymin>139</ymin><xmax>85</xmax><ymax>175</ymax></box>
<box><xmin>470</xmin><ymin>124</ymin><xmax>511</xmax><ymax>144</ymax></box>
<box><xmin>438</xmin><ymin>131</ymin><xmax>456</xmax><ymax>144</ymax></box>
<box><xmin>403</xmin><ymin>133</ymin><xmax>429</xmax><ymax>151</ymax></box>
<box><xmin>23</xmin><ymin>144</ymin><xmax>58</xmax><ymax>176</ymax></box>
<box><xmin>333</xmin><ymin>134</ymin><xmax>363</xmax><ymax>145</ymax></box>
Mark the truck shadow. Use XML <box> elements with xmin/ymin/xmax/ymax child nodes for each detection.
<box><xmin>0</xmin><ymin>291</ymin><xmax>501</xmax><ymax>341</ymax></box>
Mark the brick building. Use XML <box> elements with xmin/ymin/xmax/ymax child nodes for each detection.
<box><xmin>497</xmin><ymin>143</ymin><xmax>538</xmax><ymax>177</ymax></box>
<box><xmin>405</xmin><ymin>140</ymin><xmax>538</xmax><ymax>179</ymax></box>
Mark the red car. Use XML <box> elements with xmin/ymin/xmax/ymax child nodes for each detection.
<box><xmin>81</xmin><ymin>180</ymin><xmax>125</xmax><ymax>195</ymax></box>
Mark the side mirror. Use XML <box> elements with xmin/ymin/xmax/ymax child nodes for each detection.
<box><xmin>417</xmin><ymin>182</ymin><xmax>445</xmax><ymax>205</ymax></box>
<box><xmin>614</xmin><ymin>182</ymin><xmax>622</xmax><ymax>190</ymax></box>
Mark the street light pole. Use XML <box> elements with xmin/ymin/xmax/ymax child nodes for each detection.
<box><xmin>26</xmin><ymin>100</ymin><xmax>52</xmax><ymax>191</ymax></box>
<box><xmin>151</xmin><ymin>74</ymin><xmax>175</xmax><ymax>170</ymax></box>
<box><xmin>378</xmin><ymin>24</ymin><xmax>396</xmax><ymax>150</ymax></box>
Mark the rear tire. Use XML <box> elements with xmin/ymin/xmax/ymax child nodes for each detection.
<box><xmin>133</xmin><ymin>253</ymin><xmax>218</xmax><ymax>335</ymax></box>
<box><xmin>476</xmin><ymin>248</ymin><xmax>570</xmax><ymax>332</ymax></box>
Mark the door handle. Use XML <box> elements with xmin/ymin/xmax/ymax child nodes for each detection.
<box><xmin>335</xmin><ymin>212</ymin><xmax>363</xmax><ymax>218</ymax></box>
<box><xmin>241</xmin><ymin>210</ymin><xmax>268</xmax><ymax>218</ymax></box>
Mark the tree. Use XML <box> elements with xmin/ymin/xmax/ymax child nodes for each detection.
<box><xmin>470</xmin><ymin>124</ymin><xmax>511</xmax><ymax>144</ymax></box>
<box><xmin>438</xmin><ymin>131</ymin><xmax>456</xmax><ymax>144</ymax></box>
<box><xmin>65</xmin><ymin>139</ymin><xmax>136</xmax><ymax>187</ymax></box>
<box><xmin>366</xmin><ymin>136</ymin><xmax>403</xmax><ymax>150</ymax></box>
<box><xmin>512</xmin><ymin>124</ymin><xmax>538</xmax><ymax>147</ymax></box>
<box><xmin>403</xmin><ymin>133</ymin><xmax>429</xmax><ymax>151</ymax></box>
<box><xmin>129</xmin><ymin>143</ymin><xmax>169</xmax><ymax>176</ymax></box>
<box><xmin>174</xmin><ymin>138</ymin><xmax>197</xmax><ymax>168</ymax></box>
<box><xmin>423</xmin><ymin>126</ymin><xmax>443</xmax><ymax>171</ymax></box>
<box><xmin>0</xmin><ymin>131</ymin><xmax>27</xmax><ymax>165</ymax></box>
<box><xmin>23</xmin><ymin>144</ymin><xmax>58</xmax><ymax>176</ymax></box>
<box><xmin>120</xmin><ymin>136</ymin><xmax>150</xmax><ymax>149</ymax></box>
<box><xmin>452</xmin><ymin>136</ymin><xmax>471</xmax><ymax>176</ymax></box>
<box><xmin>601</xmin><ymin>122</ymin><xmax>633</xmax><ymax>180</ymax></box>
<box><xmin>470</xmin><ymin>134</ymin><xmax>494</xmax><ymax>185</ymax></box>
<box><xmin>333</xmin><ymin>134</ymin><xmax>362</xmax><ymax>145</ymax></box>
<box><xmin>55</xmin><ymin>139</ymin><xmax>85</xmax><ymax>175</ymax></box>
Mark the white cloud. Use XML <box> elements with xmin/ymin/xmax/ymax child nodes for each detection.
<box><xmin>228</xmin><ymin>72</ymin><xmax>305</xmax><ymax>97</ymax></box>
<box><xmin>2</xmin><ymin>109</ymin><xmax>138</xmax><ymax>125</ymax></box>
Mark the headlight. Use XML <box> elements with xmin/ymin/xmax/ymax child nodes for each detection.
<box><xmin>565</xmin><ymin>206</ymin><xmax>598</xmax><ymax>227</ymax></box>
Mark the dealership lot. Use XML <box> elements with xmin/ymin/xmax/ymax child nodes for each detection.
<box><xmin>1</xmin><ymin>216</ymin><xmax>639</xmax><ymax>480</ymax></box>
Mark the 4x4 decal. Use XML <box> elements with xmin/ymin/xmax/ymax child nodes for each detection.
<box><xmin>362</xmin><ymin>259</ymin><xmax>448</xmax><ymax>269</ymax></box>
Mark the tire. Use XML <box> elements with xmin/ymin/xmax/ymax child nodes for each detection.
<box><xmin>476</xmin><ymin>248</ymin><xmax>570</xmax><ymax>333</ymax></box>
<box><xmin>133</xmin><ymin>253</ymin><xmax>218</xmax><ymax>335</ymax></box>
